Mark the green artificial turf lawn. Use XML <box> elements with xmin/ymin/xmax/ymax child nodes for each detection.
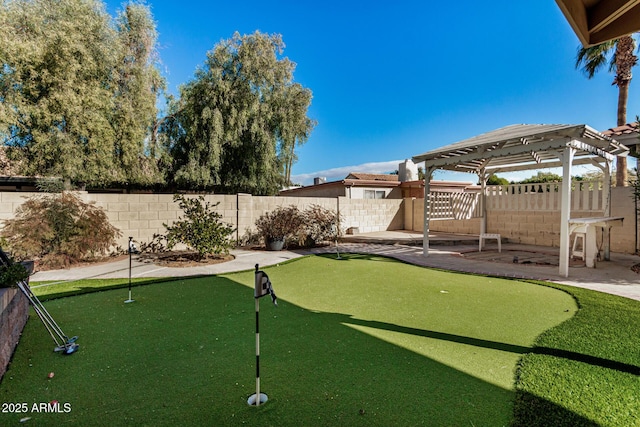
<box><xmin>30</xmin><ymin>278</ymin><xmax>168</xmax><ymax>301</ymax></box>
<box><xmin>0</xmin><ymin>254</ymin><xmax>577</xmax><ymax>426</ymax></box>
<box><xmin>513</xmin><ymin>282</ymin><xmax>640</xmax><ymax>427</ymax></box>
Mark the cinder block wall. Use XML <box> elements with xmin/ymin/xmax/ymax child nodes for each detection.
<box><xmin>84</xmin><ymin>193</ymin><xmax>239</xmax><ymax>248</ymax></box>
<box><xmin>1</xmin><ymin>192</ymin><xmax>401</xmax><ymax>248</ymax></box>
<box><xmin>609</xmin><ymin>187</ymin><xmax>638</xmax><ymax>253</ymax></box>
<box><xmin>407</xmin><ymin>198</ymin><xmax>481</xmax><ymax>235</ymax></box>
<box><xmin>338</xmin><ymin>197</ymin><xmax>404</xmax><ymax>233</ymax></box>
<box><xmin>1</xmin><ymin>188</ymin><xmax>637</xmax><ymax>253</ymax></box>
<box><xmin>0</xmin><ymin>192</ymin><xmax>32</xmax><ymax>222</ymax></box>
<box><xmin>404</xmin><ymin>187</ymin><xmax>638</xmax><ymax>253</ymax></box>
<box><xmin>0</xmin><ymin>288</ymin><xmax>28</xmax><ymax>381</ymax></box>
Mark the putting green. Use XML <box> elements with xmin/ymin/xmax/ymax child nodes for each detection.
<box><xmin>256</xmin><ymin>254</ymin><xmax>577</xmax><ymax>390</ymax></box>
<box><xmin>0</xmin><ymin>254</ymin><xmax>576</xmax><ymax>426</ymax></box>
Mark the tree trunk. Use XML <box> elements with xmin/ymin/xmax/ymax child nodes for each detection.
<box><xmin>616</xmin><ymin>79</ymin><xmax>629</xmax><ymax>187</ymax></box>
<box><xmin>614</xmin><ymin>36</ymin><xmax>636</xmax><ymax>187</ymax></box>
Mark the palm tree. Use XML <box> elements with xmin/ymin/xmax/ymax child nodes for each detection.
<box><xmin>576</xmin><ymin>35</ymin><xmax>638</xmax><ymax>187</ymax></box>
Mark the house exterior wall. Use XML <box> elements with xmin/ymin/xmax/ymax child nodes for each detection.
<box><xmin>349</xmin><ymin>186</ymin><xmax>396</xmax><ymax>199</ymax></box>
<box><xmin>279</xmin><ymin>185</ymin><xmax>347</xmax><ymax>198</ymax></box>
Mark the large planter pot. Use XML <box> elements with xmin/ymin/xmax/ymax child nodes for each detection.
<box><xmin>265</xmin><ymin>237</ymin><xmax>285</xmax><ymax>251</ymax></box>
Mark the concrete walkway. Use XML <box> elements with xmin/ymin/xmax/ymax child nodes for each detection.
<box><xmin>30</xmin><ymin>232</ymin><xmax>640</xmax><ymax>301</ymax></box>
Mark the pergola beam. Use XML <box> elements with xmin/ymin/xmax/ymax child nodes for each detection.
<box><xmin>422</xmin><ymin>138</ymin><xmax>573</xmax><ymax>169</ymax></box>
<box><xmin>487</xmin><ymin>155</ymin><xmax>612</xmax><ymax>174</ymax></box>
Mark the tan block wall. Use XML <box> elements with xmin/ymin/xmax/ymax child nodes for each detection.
<box><xmin>485</xmin><ymin>210</ymin><xmax>562</xmax><ymax>246</ymax></box>
<box><xmin>85</xmin><ymin>193</ymin><xmax>239</xmax><ymax>247</ymax></box>
<box><xmin>609</xmin><ymin>187</ymin><xmax>638</xmax><ymax>254</ymax></box>
<box><xmin>429</xmin><ymin>218</ymin><xmax>482</xmax><ymax>235</ymax></box>
<box><xmin>2</xmin><ymin>187</ymin><xmax>638</xmax><ymax>254</ymax></box>
<box><xmin>1</xmin><ymin>193</ymin><xmax>346</xmax><ymax>248</ymax></box>
<box><xmin>403</xmin><ymin>187</ymin><xmax>638</xmax><ymax>254</ymax></box>
<box><xmin>338</xmin><ymin>197</ymin><xmax>404</xmax><ymax>233</ymax></box>
<box><xmin>407</xmin><ymin>198</ymin><xmax>481</xmax><ymax>234</ymax></box>
<box><xmin>0</xmin><ymin>192</ymin><xmax>33</xmax><ymax>222</ymax></box>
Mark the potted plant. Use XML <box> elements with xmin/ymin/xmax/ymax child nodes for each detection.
<box><xmin>255</xmin><ymin>206</ymin><xmax>303</xmax><ymax>250</ymax></box>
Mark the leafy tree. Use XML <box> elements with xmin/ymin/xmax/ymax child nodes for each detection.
<box><xmin>485</xmin><ymin>175</ymin><xmax>509</xmax><ymax>185</ymax></box>
<box><xmin>517</xmin><ymin>171</ymin><xmax>563</xmax><ymax>184</ymax></box>
<box><xmin>163</xmin><ymin>195</ymin><xmax>235</xmax><ymax>259</ymax></box>
<box><xmin>0</xmin><ymin>0</ymin><xmax>118</xmax><ymax>185</ymax></box>
<box><xmin>112</xmin><ymin>1</ymin><xmax>166</xmax><ymax>187</ymax></box>
<box><xmin>0</xmin><ymin>0</ymin><xmax>164</xmax><ymax>188</ymax></box>
<box><xmin>277</xmin><ymin>83</ymin><xmax>316</xmax><ymax>186</ymax></box>
<box><xmin>167</xmin><ymin>31</ymin><xmax>315</xmax><ymax>194</ymax></box>
<box><xmin>417</xmin><ymin>166</ymin><xmax>426</xmax><ymax>180</ymax></box>
<box><xmin>576</xmin><ymin>34</ymin><xmax>638</xmax><ymax>187</ymax></box>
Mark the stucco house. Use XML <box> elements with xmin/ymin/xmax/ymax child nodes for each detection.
<box><xmin>279</xmin><ymin>171</ymin><xmax>476</xmax><ymax>199</ymax></box>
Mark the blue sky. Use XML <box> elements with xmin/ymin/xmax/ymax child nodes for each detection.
<box><xmin>104</xmin><ymin>1</ymin><xmax>640</xmax><ymax>184</ymax></box>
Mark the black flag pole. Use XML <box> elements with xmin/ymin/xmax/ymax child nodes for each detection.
<box><xmin>124</xmin><ymin>237</ymin><xmax>137</xmax><ymax>303</ymax></box>
<box><xmin>248</xmin><ymin>263</ymin><xmax>277</xmax><ymax>406</ymax></box>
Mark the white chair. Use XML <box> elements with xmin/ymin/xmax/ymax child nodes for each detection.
<box><xmin>479</xmin><ymin>233</ymin><xmax>501</xmax><ymax>252</ymax></box>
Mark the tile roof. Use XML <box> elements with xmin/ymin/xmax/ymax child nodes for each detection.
<box><xmin>345</xmin><ymin>173</ymin><xmax>399</xmax><ymax>181</ymax></box>
<box><xmin>602</xmin><ymin>123</ymin><xmax>639</xmax><ymax>137</ymax></box>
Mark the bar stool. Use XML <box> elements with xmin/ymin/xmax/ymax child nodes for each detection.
<box><xmin>572</xmin><ymin>233</ymin><xmax>586</xmax><ymax>260</ymax></box>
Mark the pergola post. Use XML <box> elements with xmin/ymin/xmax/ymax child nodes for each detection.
<box><xmin>422</xmin><ymin>167</ymin><xmax>433</xmax><ymax>256</ymax></box>
<box><xmin>588</xmin><ymin>158</ymin><xmax>614</xmax><ymax>260</ymax></box>
<box><xmin>479</xmin><ymin>169</ymin><xmax>488</xmax><ymax>235</ymax></box>
<box><xmin>602</xmin><ymin>159</ymin><xmax>613</xmax><ymax>259</ymax></box>
<box><xmin>559</xmin><ymin>145</ymin><xmax>576</xmax><ymax>277</ymax></box>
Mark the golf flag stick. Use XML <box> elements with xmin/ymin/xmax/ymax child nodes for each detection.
<box><xmin>332</xmin><ymin>223</ymin><xmax>341</xmax><ymax>259</ymax></box>
<box><xmin>248</xmin><ymin>264</ymin><xmax>277</xmax><ymax>406</ymax></box>
<box><xmin>124</xmin><ymin>237</ymin><xmax>136</xmax><ymax>303</ymax></box>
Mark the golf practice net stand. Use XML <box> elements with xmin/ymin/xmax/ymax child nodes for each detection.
<box><xmin>0</xmin><ymin>248</ymin><xmax>79</xmax><ymax>355</ymax></box>
<box><xmin>248</xmin><ymin>264</ymin><xmax>277</xmax><ymax>407</ymax></box>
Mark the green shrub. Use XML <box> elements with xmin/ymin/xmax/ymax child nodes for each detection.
<box><xmin>255</xmin><ymin>205</ymin><xmax>304</xmax><ymax>243</ymax></box>
<box><xmin>163</xmin><ymin>195</ymin><xmax>235</xmax><ymax>259</ymax></box>
<box><xmin>0</xmin><ymin>192</ymin><xmax>121</xmax><ymax>268</ymax></box>
<box><xmin>254</xmin><ymin>204</ymin><xmax>340</xmax><ymax>248</ymax></box>
<box><xmin>298</xmin><ymin>204</ymin><xmax>341</xmax><ymax>247</ymax></box>
<box><xmin>0</xmin><ymin>262</ymin><xmax>28</xmax><ymax>288</ymax></box>
<box><xmin>139</xmin><ymin>233</ymin><xmax>168</xmax><ymax>253</ymax></box>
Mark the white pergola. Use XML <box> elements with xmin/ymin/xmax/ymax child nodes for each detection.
<box><xmin>412</xmin><ymin>124</ymin><xmax>629</xmax><ymax>277</ymax></box>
